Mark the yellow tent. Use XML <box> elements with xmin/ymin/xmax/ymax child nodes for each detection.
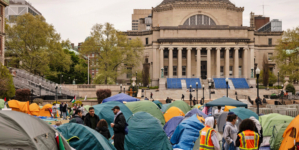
<box><xmin>8</xmin><ymin>100</ymin><xmax>31</xmax><ymax>114</ymax></box>
<box><xmin>38</xmin><ymin>104</ymin><xmax>54</xmax><ymax>117</ymax></box>
<box><xmin>197</xmin><ymin>115</ymin><xmax>205</xmax><ymax>124</ymax></box>
<box><xmin>29</xmin><ymin>103</ymin><xmax>40</xmax><ymax>116</ymax></box>
<box><xmin>224</xmin><ymin>106</ymin><xmax>236</xmax><ymax>112</ymax></box>
<box><xmin>164</xmin><ymin>107</ymin><xmax>185</xmax><ymax>123</ymax></box>
<box><xmin>279</xmin><ymin>115</ymin><xmax>299</xmax><ymax>150</ymax></box>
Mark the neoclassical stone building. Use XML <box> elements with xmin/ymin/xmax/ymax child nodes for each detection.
<box><xmin>120</xmin><ymin>0</ymin><xmax>282</xmax><ymax>87</ymax></box>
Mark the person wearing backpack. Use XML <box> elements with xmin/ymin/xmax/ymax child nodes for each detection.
<box><xmin>111</xmin><ymin>106</ymin><xmax>127</xmax><ymax>150</ymax></box>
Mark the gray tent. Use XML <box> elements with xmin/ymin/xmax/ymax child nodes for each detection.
<box><xmin>0</xmin><ymin>111</ymin><xmax>72</xmax><ymax>150</ymax></box>
<box><xmin>216</xmin><ymin>112</ymin><xmax>241</xmax><ymax>133</ymax></box>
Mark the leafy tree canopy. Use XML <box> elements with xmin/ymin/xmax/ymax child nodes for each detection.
<box><xmin>0</xmin><ymin>63</ymin><xmax>15</xmax><ymax>98</ymax></box>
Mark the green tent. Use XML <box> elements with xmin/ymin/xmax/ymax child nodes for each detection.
<box><xmin>0</xmin><ymin>99</ymin><xmax>4</xmax><ymax>109</ymax></box>
<box><xmin>125</xmin><ymin>112</ymin><xmax>172</xmax><ymax>150</ymax></box>
<box><xmin>152</xmin><ymin>100</ymin><xmax>162</xmax><ymax>109</ymax></box>
<box><xmin>125</xmin><ymin>101</ymin><xmax>165</xmax><ymax>125</ymax></box>
<box><xmin>165</xmin><ymin>100</ymin><xmax>191</xmax><ymax>114</ymax></box>
<box><xmin>161</xmin><ymin>104</ymin><xmax>171</xmax><ymax>113</ymax></box>
<box><xmin>270</xmin><ymin>123</ymin><xmax>289</xmax><ymax>150</ymax></box>
<box><xmin>192</xmin><ymin>104</ymin><xmax>201</xmax><ymax>109</ymax></box>
<box><xmin>259</xmin><ymin>113</ymin><xmax>293</xmax><ymax>136</ymax></box>
<box><xmin>83</xmin><ymin>105</ymin><xmax>91</xmax><ymax>112</ymax></box>
<box><xmin>205</xmin><ymin>97</ymin><xmax>247</xmax><ymax>108</ymax></box>
<box><xmin>229</xmin><ymin>108</ymin><xmax>258</xmax><ymax>120</ymax></box>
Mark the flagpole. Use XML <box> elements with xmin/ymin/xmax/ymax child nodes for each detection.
<box><xmin>88</xmin><ymin>56</ymin><xmax>89</xmax><ymax>85</ymax></box>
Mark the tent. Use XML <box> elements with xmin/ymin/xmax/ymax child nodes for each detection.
<box><xmin>152</xmin><ymin>100</ymin><xmax>162</xmax><ymax>109</ymax></box>
<box><xmin>57</xmin><ymin>123</ymin><xmax>116</xmax><ymax>150</ymax></box>
<box><xmin>205</xmin><ymin>97</ymin><xmax>248</xmax><ymax>108</ymax></box>
<box><xmin>93</xmin><ymin>101</ymin><xmax>132</xmax><ymax>136</ymax></box>
<box><xmin>125</xmin><ymin>101</ymin><xmax>165</xmax><ymax>125</ymax></box>
<box><xmin>29</xmin><ymin>103</ymin><xmax>40</xmax><ymax>116</ymax></box>
<box><xmin>163</xmin><ymin>116</ymin><xmax>184</xmax><ymax>138</ymax></box>
<box><xmin>38</xmin><ymin>104</ymin><xmax>53</xmax><ymax>117</ymax></box>
<box><xmin>161</xmin><ymin>103</ymin><xmax>171</xmax><ymax>113</ymax></box>
<box><xmin>185</xmin><ymin>108</ymin><xmax>208</xmax><ymax>118</ymax></box>
<box><xmin>8</xmin><ymin>100</ymin><xmax>30</xmax><ymax>114</ymax></box>
<box><xmin>270</xmin><ymin>123</ymin><xmax>289</xmax><ymax>150</ymax></box>
<box><xmin>224</xmin><ymin>106</ymin><xmax>236</xmax><ymax>112</ymax></box>
<box><xmin>102</xmin><ymin>93</ymin><xmax>139</xmax><ymax>103</ymax></box>
<box><xmin>259</xmin><ymin>113</ymin><xmax>293</xmax><ymax>136</ymax></box>
<box><xmin>165</xmin><ymin>100</ymin><xmax>191</xmax><ymax>114</ymax></box>
<box><xmin>125</xmin><ymin>112</ymin><xmax>172</xmax><ymax>150</ymax></box>
<box><xmin>192</xmin><ymin>104</ymin><xmax>202</xmax><ymax>109</ymax></box>
<box><xmin>0</xmin><ymin>99</ymin><xmax>4</xmax><ymax>109</ymax></box>
<box><xmin>217</xmin><ymin>112</ymin><xmax>242</xmax><ymax>133</ymax></box>
<box><xmin>164</xmin><ymin>107</ymin><xmax>185</xmax><ymax>123</ymax></box>
<box><xmin>279</xmin><ymin>115</ymin><xmax>299</xmax><ymax>150</ymax></box>
<box><xmin>229</xmin><ymin>107</ymin><xmax>258</xmax><ymax>120</ymax></box>
<box><xmin>0</xmin><ymin>111</ymin><xmax>72</xmax><ymax>150</ymax></box>
<box><xmin>83</xmin><ymin>105</ymin><xmax>91</xmax><ymax>112</ymax></box>
<box><xmin>171</xmin><ymin>114</ymin><xmax>205</xmax><ymax>150</ymax></box>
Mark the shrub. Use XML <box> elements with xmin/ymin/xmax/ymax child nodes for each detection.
<box><xmin>33</xmin><ymin>98</ymin><xmax>43</xmax><ymax>105</ymax></box>
<box><xmin>15</xmin><ymin>89</ymin><xmax>31</xmax><ymax>101</ymax></box>
<box><xmin>0</xmin><ymin>64</ymin><xmax>15</xmax><ymax>98</ymax></box>
<box><xmin>96</xmin><ymin>89</ymin><xmax>111</xmax><ymax>104</ymax></box>
<box><xmin>286</xmin><ymin>84</ymin><xmax>295</xmax><ymax>94</ymax></box>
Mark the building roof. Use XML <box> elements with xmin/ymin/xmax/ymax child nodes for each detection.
<box><xmin>160</xmin><ymin>0</ymin><xmax>233</xmax><ymax>5</ymax></box>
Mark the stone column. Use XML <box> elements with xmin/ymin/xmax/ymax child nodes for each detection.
<box><xmin>160</xmin><ymin>48</ymin><xmax>164</xmax><ymax>78</ymax></box>
<box><xmin>152</xmin><ymin>48</ymin><xmax>157</xmax><ymax>78</ymax></box>
<box><xmin>178</xmin><ymin>47</ymin><xmax>182</xmax><ymax>78</ymax></box>
<box><xmin>250</xmin><ymin>46</ymin><xmax>255</xmax><ymax>78</ymax></box>
<box><xmin>234</xmin><ymin>47</ymin><xmax>239</xmax><ymax>78</ymax></box>
<box><xmin>216</xmin><ymin>47</ymin><xmax>221</xmax><ymax>78</ymax></box>
<box><xmin>169</xmin><ymin>48</ymin><xmax>173</xmax><ymax>78</ymax></box>
<box><xmin>225</xmin><ymin>47</ymin><xmax>230</xmax><ymax>77</ymax></box>
<box><xmin>243</xmin><ymin>48</ymin><xmax>248</xmax><ymax>78</ymax></box>
<box><xmin>207</xmin><ymin>47</ymin><xmax>212</xmax><ymax>79</ymax></box>
<box><xmin>187</xmin><ymin>47</ymin><xmax>192</xmax><ymax>78</ymax></box>
<box><xmin>196</xmin><ymin>47</ymin><xmax>201</xmax><ymax>78</ymax></box>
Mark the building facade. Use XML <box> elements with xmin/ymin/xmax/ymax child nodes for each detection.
<box><xmin>5</xmin><ymin>0</ymin><xmax>42</xmax><ymax>22</ymax></box>
<box><xmin>0</xmin><ymin>0</ymin><xmax>8</xmax><ymax>65</ymax></box>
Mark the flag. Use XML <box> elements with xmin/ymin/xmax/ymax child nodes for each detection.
<box><xmin>55</xmin><ymin>133</ymin><xmax>65</xmax><ymax>150</ymax></box>
<box><xmin>70</xmin><ymin>95</ymin><xmax>76</xmax><ymax>103</ymax></box>
<box><xmin>4</xmin><ymin>97</ymin><xmax>6</xmax><ymax>102</ymax></box>
<box><xmin>84</xmin><ymin>95</ymin><xmax>87</xmax><ymax>101</ymax></box>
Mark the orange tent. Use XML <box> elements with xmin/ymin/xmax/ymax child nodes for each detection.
<box><xmin>164</xmin><ymin>107</ymin><xmax>185</xmax><ymax>123</ymax></box>
<box><xmin>279</xmin><ymin>115</ymin><xmax>298</xmax><ymax>150</ymax></box>
<box><xmin>29</xmin><ymin>103</ymin><xmax>40</xmax><ymax>116</ymax></box>
<box><xmin>224</xmin><ymin>106</ymin><xmax>236</xmax><ymax>112</ymax></box>
<box><xmin>38</xmin><ymin>104</ymin><xmax>53</xmax><ymax>117</ymax></box>
<box><xmin>8</xmin><ymin>100</ymin><xmax>31</xmax><ymax>114</ymax></box>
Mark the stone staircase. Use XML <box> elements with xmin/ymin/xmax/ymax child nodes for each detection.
<box><xmin>239</xmin><ymin>99</ymin><xmax>252</xmax><ymax>107</ymax></box>
<box><xmin>202</xmin><ymin>79</ymin><xmax>209</xmax><ymax>87</ymax></box>
<box><xmin>181</xmin><ymin>79</ymin><xmax>187</xmax><ymax>90</ymax></box>
<box><xmin>228</xmin><ymin>79</ymin><xmax>235</xmax><ymax>90</ymax></box>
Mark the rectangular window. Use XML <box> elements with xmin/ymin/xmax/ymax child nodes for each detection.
<box><xmin>173</xmin><ymin>66</ymin><xmax>177</xmax><ymax>76</ymax></box>
<box><xmin>182</xmin><ymin>66</ymin><xmax>186</xmax><ymax>76</ymax></box>
<box><xmin>239</xmin><ymin>50</ymin><xmax>242</xmax><ymax>58</ymax></box>
<box><xmin>229</xmin><ymin>50</ymin><xmax>233</xmax><ymax>58</ymax></box>
<box><xmin>268</xmin><ymin>53</ymin><xmax>273</xmax><ymax>61</ymax></box>
<box><xmin>164</xmin><ymin>66</ymin><xmax>168</xmax><ymax>76</ymax></box>
<box><xmin>145</xmin><ymin>38</ymin><xmax>148</xmax><ymax>45</ymax></box>
<box><xmin>220</xmin><ymin>66</ymin><xmax>224</xmax><ymax>73</ymax></box>
<box><xmin>173</xmin><ymin>50</ymin><xmax>178</xmax><ymax>58</ymax></box>
<box><xmin>229</xmin><ymin>66</ymin><xmax>233</xmax><ymax>76</ymax></box>
<box><xmin>182</xmin><ymin>50</ymin><xmax>187</xmax><ymax>58</ymax></box>
<box><xmin>220</xmin><ymin>50</ymin><xmax>224</xmax><ymax>58</ymax></box>
<box><xmin>127</xmin><ymin>67</ymin><xmax>132</xmax><ymax>79</ymax></box>
<box><xmin>268</xmin><ymin>38</ymin><xmax>272</xmax><ymax>46</ymax></box>
<box><xmin>164</xmin><ymin>50</ymin><xmax>169</xmax><ymax>58</ymax></box>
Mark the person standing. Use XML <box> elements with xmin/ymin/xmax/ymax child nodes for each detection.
<box><xmin>59</xmin><ymin>103</ymin><xmax>62</xmax><ymax>118</ymax></box>
<box><xmin>84</xmin><ymin>107</ymin><xmax>100</xmax><ymax>130</ymax></box>
<box><xmin>214</xmin><ymin>106</ymin><xmax>223</xmax><ymax>114</ymax></box>
<box><xmin>199</xmin><ymin>117</ymin><xmax>220</xmax><ymax>150</ymax></box>
<box><xmin>236</xmin><ymin>119</ymin><xmax>260</xmax><ymax>149</ymax></box>
<box><xmin>52</xmin><ymin>104</ymin><xmax>57</xmax><ymax>118</ymax></box>
<box><xmin>150</xmin><ymin>92</ymin><xmax>153</xmax><ymax>99</ymax></box>
<box><xmin>181</xmin><ymin>94</ymin><xmax>185</xmax><ymax>101</ymax></box>
<box><xmin>96</xmin><ymin>119</ymin><xmax>111</xmax><ymax>139</ymax></box>
<box><xmin>111</xmin><ymin>106</ymin><xmax>126</xmax><ymax>150</ymax></box>
<box><xmin>223</xmin><ymin>112</ymin><xmax>239</xmax><ymax>150</ymax></box>
<box><xmin>249</xmin><ymin>116</ymin><xmax>263</xmax><ymax>147</ymax></box>
<box><xmin>60</xmin><ymin>102</ymin><xmax>67</xmax><ymax>120</ymax></box>
<box><xmin>78</xmin><ymin>104</ymin><xmax>86</xmax><ymax>121</ymax></box>
<box><xmin>70</xmin><ymin>110</ymin><xmax>84</xmax><ymax>124</ymax></box>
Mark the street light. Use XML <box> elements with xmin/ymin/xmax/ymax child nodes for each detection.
<box><xmin>209</xmin><ymin>82</ymin><xmax>212</xmax><ymax>100</ymax></box>
<box><xmin>281</xmin><ymin>84</ymin><xmax>284</xmax><ymax>105</ymax></box>
<box><xmin>88</xmin><ymin>56</ymin><xmax>90</xmax><ymax>85</ymax></box>
<box><xmin>256</xmin><ymin>68</ymin><xmax>261</xmax><ymax>115</ymax></box>
<box><xmin>120</xmin><ymin>84</ymin><xmax>122</xmax><ymax>93</ymax></box>
<box><xmin>136</xmin><ymin>71</ymin><xmax>137</xmax><ymax>83</ymax></box>
<box><xmin>60</xmin><ymin>85</ymin><xmax>62</xmax><ymax>95</ymax></box>
<box><xmin>278</xmin><ymin>71</ymin><xmax>279</xmax><ymax>89</ymax></box>
<box><xmin>55</xmin><ymin>84</ymin><xmax>58</xmax><ymax>104</ymax></box>
<box><xmin>123</xmin><ymin>86</ymin><xmax>126</xmax><ymax>94</ymax></box>
<box><xmin>39</xmin><ymin>83</ymin><xmax>41</xmax><ymax>96</ymax></box>
<box><xmin>226</xmin><ymin>78</ymin><xmax>229</xmax><ymax>97</ymax></box>
<box><xmin>202</xmin><ymin>84</ymin><xmax>205</xmax><ymax>105</ymax></box>
<box><xmin>189</xmin><ymin>85</ymin><xmax>192</xmax><ymax>106</ymax></box>
<box><xmin>196</xmin><ymin>82</ymin><xmax>198</xmax><ymax>105</ymax></box>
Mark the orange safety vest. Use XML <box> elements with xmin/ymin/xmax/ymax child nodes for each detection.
<box><xmin>199</xmin><ymin>126</ymin><xmax>215</xmax><ymax>150</ymax></box>
<box><xmin>238</xmin><ymin>130</ymin><xmax>259</xmax><ymax>150</ymax></box>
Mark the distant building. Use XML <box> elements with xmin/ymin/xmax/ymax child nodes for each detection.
<box><xmin>131</xmin><ymin>9</ymin><xmax>152</xmax><ymax>31</ymax></box>
<box><xmin>0</xmin><ymin>0</ymin><xmax>9</xmax><ymax>65</ymax></box>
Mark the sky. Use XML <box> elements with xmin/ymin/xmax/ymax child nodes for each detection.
<box><xmin>27</xmin><ymin>0</ymin><xmax>299</xmax><ymax>45</ymax></box>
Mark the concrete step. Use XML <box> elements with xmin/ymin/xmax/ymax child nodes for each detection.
<box><xmin>228</xmin><ymin>79</ymin><xmax>235</xmax><ymax>90</ymax></box>
<box><xmin>239</xmin><ymin>99</ymin><xmax>252</xmax><ymax>107</ymax></box>
<box><xmin>181</xmin><ymin>79</ymin><xmax>186</xmax><ymax>90</ymax></box>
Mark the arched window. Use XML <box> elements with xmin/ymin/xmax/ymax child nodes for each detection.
<box><xmin>183</xmin><ymin>15</ymin><xmax>216</xmax><ymax>26</ymax></box>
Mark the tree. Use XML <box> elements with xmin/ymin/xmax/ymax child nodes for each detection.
<box><xmin>5</xmin><ymin>13</ymin><xmax>72</xmax><ymax>77</ymax></box>
<box><xmin>0</xmin><ymin>64</ymin><xmax>15</xmax><ymax>98</ymax></box>
<box><xmin>258</xmin><ymin>70</ymin><xmax>277</xmax><ymax>86</ymax></box>
<box><xmin>93</xmin><ymin>73</ymin><xmax>115</xmax><ymax>85</ymax></box>
<box><xmin>273</xmin><ymin>27</ymin><xmax>299</xmax><ymax>83</ymax></box>
<box><xmin>80</xmin><ymin>23</ymin><xmax>143</xmax><ymax>84</ymax></box>
<box><xmin>262</xmin><ymin>54</ymin><xmax>269</xmax><ymax>86</ymax></box>
<box><xmin>286</xmin><ymin>84</ymin><xmax>295</xmax><ymax>94</ymax></box>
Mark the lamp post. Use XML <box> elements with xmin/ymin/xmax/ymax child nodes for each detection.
<box><xmin>256</xmin><ymin>68</ymin><xmax>261</xmax><ymax>115</ymax></box>
<box><xmin>202</xmin><ymin>84</ymin><xmax>205</xmax><ymax>105</ymax></box>
<box><xmin>39</xmin><ymin>83</ymin><xmax>41</xmax><ymax>96</ymax></box>
<box><xmin>226</xmin><ymin>78</ymin><xmax>229</xmax><ymax>97</ymax></box>
<box><xmin>55</xmin><ymin>84</ymin><xmax>58</xmax><ymax>104</ymax></box>
<box><xmin>136</xmin><ymin>71</ymin><xmax>137</xmax><ymax>83</ymax></box>
<box><xmin>31</xmin><ymin>89</ymin><xmax>33</xmax><ymax>103</ymax></box>
<box><xmin>88</xmin><ymin>56</ymin><xmax>90</xmax><ymax>85</ymax></box>
<box><xmin>281</xmin><ymin>84</ymin><xmax>284</xmax><ymax>105</ymax></box>
<box><xmin>120</xmin><ymin>84</ymin><xmax>122</xmax><ymax>93</ymax></box>
<box><xmin>278</xmin><ymin>71</ymin><xmax>279</xmax><ymax>89</ymax></box>
<box><xmin>189</xmin><ymin>85</ymin><xmax>192</xmax><ymax>106</ymax></box>
<box><xmin>60</xmin><ymin>74</ymin><xmax>63</xmax><ymax>84</ymax></box>
<box><xmin>123</xmin><ymin>86</ymin><xmax>126</xmax><ymax>94</ymax></box>
<box><xmin>196</xmin><ymin>82</ymin><xmax>198</xmax><ymax>105</ymax></box>
<box><xmin>209</xmin><ymin>82</ymin><xmax>212</xmax><ymax>100</ymax></box>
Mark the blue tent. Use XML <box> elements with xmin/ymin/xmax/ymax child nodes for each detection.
<box><xmin>161</xmin><ymin>104</ymin><xmax>171</xmax><ymax>113</ymax></box>
<box><xmin>205</xmin><ymin>97</ymin><xmax>248</xmax><ymax>108</ymax></box>
<box><xmin>163</xmin><ymin>116</ymin><xmax>184</xmax><ymax>138</ymax></box>
<box><xmin>102</xmin><ymin>93</ymin><xmax>139</xmax><ymax>103</ymax></box>
<box><xmin>185</xmin><ymin>108</ymin><xmax>208</xmax><ymax>118</ymax></box>
<box><xmin>57</xmin><ymin>123</ymin><xmax>116</xmax><ymax>150</ymax></box>
<box><xmin>171</xmin><ymin>114</ymin><xmax>205</xmax><ymax>150</ymax></box>
<box><xmin>93</xmin><ymin>101</ymin><xmax>133</xmax><ymax>136</ymax></box>
<box><xmin>229</xmin><ymin>107</ymin><xmax>258</xmax><ymax>120</ymax></box>
<box><xmin>152</xmin><ymin>100</ymin><xmax>162</xmax><ymax>109</ymax></box>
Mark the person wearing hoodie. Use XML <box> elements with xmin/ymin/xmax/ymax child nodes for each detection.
<box><xmin>84</xmin><ymin>107</ymin><xmax>100</xmax><ymax>130</ymax></box>
<box><xmin>249</xmin><ymin>116</ymin><xmax>263</xmax><ymax>147</ymax></box>
<box><xmin>199</xmin><ymin>117</ymin><xmax>220</xmax><ymax>150</ymax></box>
<box><xmin>96</xmin><ymin>119</ymin><xmax>111</xmax><ymax>139</ymax></box>
<box><xmin>69</xmin><ymin>109</ymin><xmax>84</xmax><ymax>124</ymax></box>
<box><xmin>223</xmin><ymin>112</ymin><xmax>239</xmax><ymax>150</ymax></box>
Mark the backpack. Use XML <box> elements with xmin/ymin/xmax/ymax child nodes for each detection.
<box><xmin>125</xmin><ymin>123</ymin><xmax>129</xmax><ymax>135</ymax></box>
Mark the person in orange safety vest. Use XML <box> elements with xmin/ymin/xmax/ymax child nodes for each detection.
<box><xmin>236</xmin><ymin>119</ymin><xmax>260</xmax><ymax>150</ymax></box>
<box><xmin>199</xmin><ymin>117</ymin><xmax>220</xmax><ymax>150</ymax></box>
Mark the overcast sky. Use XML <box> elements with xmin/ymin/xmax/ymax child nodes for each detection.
<box><xmin>27</xmin><ymin>0</ymin><xmax>299</xmax><ymax>45</ymax></box>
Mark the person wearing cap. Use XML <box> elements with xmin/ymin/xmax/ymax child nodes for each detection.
<box><xmin>84</xmin><ymin>107</ymin><xmax>100</xmax><ymax>130</ymax></box>
<box><xmin>199</xmin><ymin>117</ymin><xmax>220</xmax><ymax>150</ymax></box>
<box><xmin>111</xmin><ymin>106</ymin><xmax>126</xmax><ymax>150</ymax></box>
<box><xmin>223</xmin><ymin>112</ymin><xmax>239</xmax><ymax>150</ymax></box>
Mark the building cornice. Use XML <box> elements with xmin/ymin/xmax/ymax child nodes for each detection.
<box><xmin>158</xmin><ymin>25</ymin><xmax>252</xmax><ymax>31</ymax></box>
<box><xmin>254</xmin><ymin>32</ymin><xmax>283</xmax><ymax>36</ymax></box>
<box><xmin>124</xmin><ymin>30</ymin><xmax>153</xmax><ymax>36</ymax></box>
<box><xmin>254</xmin><ymin>45</ymin><xmax>278</xmax><ymax>47</ymax></box>
<box><xmin>158</xmin><ymin>38</ymin><xmax>250</xmax><ymax>43</ymax></box>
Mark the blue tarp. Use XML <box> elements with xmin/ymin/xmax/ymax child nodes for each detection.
<box><xmin>57</xmin><ymin>123</ymin><xmax>116</xmax><ymax>150</ymax></box>
<box><xmin>102</xmin><ymin>93</ymin><xmax>140</xmax><ymax>103</ymax></box>
<box><xmin>185</xmin><ymin>108</ymin><xmax>208</xmax><ymax>118</ymax></box>
<box><xmin>93</xmin><ymin>101</ymin><xmax>133</xmax><ymax>136</ymax></box>
<box><xmin>163</xmin><ymin>116</ymin><xmax>184</xmax><ymax>138</ymax></box>
<box><xmin>171</xmin><ymin>114</ymin><xmax>205</xmax><ymax>150</ymax></box>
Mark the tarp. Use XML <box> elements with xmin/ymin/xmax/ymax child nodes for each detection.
<box><xmin>224</xmin><ymin>106</ymin><xmax>236</xmax><ymax>112</ymax></box>
<box><xmin>165</xmin><ymin>100</ymin><xmax>191</xmax><ymax>114</ymax></box>
<box><xmin>8</xmin><ymin>100</ymin><xmax>30</xmax><ymax>114</ymax></box>
<box><xmin>0</xmin><ymin>111</ymin><xmax>72</xmax><ymax>150</ymax></box>
<box><xmin>152</xmin><ymin>100</ymin><xmax>162</xmax><ymax>109</ymax></box>
<box><xmin>125</xmin><ymin>101</ymin><xmax>165</xmax><ymax>125</ymax></box>
<box><xmin>185</xmin><ymin>108</ymin><xmax>208</xmax><ymax>118</ymax></box>
<box><xmin>270</xmin><ymin>123</ymin><xmax>288</xmax><ymax>150</ymax></box>
<box><xmin>93</xmin><ymin>101</ymin><xmax>132</xmax><ymax>136</ymax></box>
<box><xmin>0</xmin><ymin>99</ymin><xmax>4</xmax><ymax>109</ymax></box>
<box><xmin>171</xmin><ymin>114</ymin><xmax>205</xmax><ymax>150</ymax></box>
<box><xmin>102</xmin><ymin>93</ymin><xmax>139</xmax><ymax>103</ymax></box>
<box><xmin>29</xmin><ymin>103</ymin><xmax>40</xmax><ymax>116</ymax></box>
<box><xmin>192</xmin><ymin>104</ymin><xmax>202</xmax><ymax>109</ymax></box>
<box><xmin>125</xmin><ymin>112</ymin><xmax>172</xmax><ymax>150</ymax></box>
<box><xmin>38</xmin><ymin>104</ymin><xmax>53</xmax><ymax>117</ymax></box>
<box><xmin>164</xmin><ymin>107</ymin><xmax>185</xmax><ymax>123</ymax></box>
<box><xmin>161</xmin><ymin>104</ymin><xmax>171</xmax><ymax>113</ymax></box>
<box><xmin>163</xmin><ymin>116</ymin><xmax>184</xmax><ymax>138</ymax></box>
<box><xmin>205</xmin><ymin>97</ymin><xmax>248</xmax><ymax>108</ymax></box>
<box><xmin>229</xmin><ymin>107</ymin><xmax>258</xmax><ymax>120</ymax></box>
<box><xmin>259</xmin><ymin>113</ymin><xmax>293</xmax><ymax>136</ymax></box>
<box><xmin>57</xmin><ymin>123</ymin><xmax>116</xmax><ymax>150</ymax></box>
<box><xmin>280</xmin><ymin>115</ymin><xmax>299</xmax><ymax>150</ymax></box>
